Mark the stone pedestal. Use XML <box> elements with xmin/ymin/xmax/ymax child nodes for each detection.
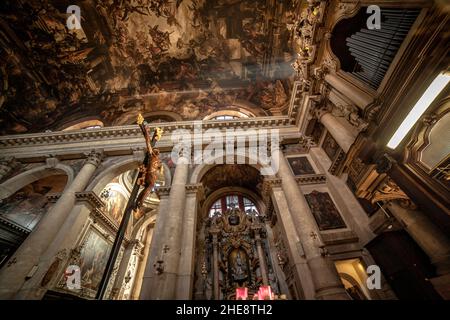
<box><xmin>0</xmin><ymin>151</ymin><xmax>102</xmax><ymax>299</ymax></box>
<box><xmin>275</xmin><ymin>150</ymin><xmax>349</xmax><ymax>300</ymax></box>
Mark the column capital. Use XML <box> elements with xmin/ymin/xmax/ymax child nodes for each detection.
<box><xmin>185</xmin><ymin>183</ymin><xmax>205</xmax><ymax>204</ymax></box>
<box><xmin>314</xmin><ymin>105</ymin><xmax>332</xmax><ymax>120</ymax></box>
<box><xmin>156</xmin><ymin>186</ymin><xmax>171</xmax><ymax>198</ymax></box>
<box><xmin>84</xmin><ymin>149</ymin><xmax>104</xmax><ymax>167</ymax></box>
<box><xmin>375</xmin><ymin>153</ymin><xmax>397</xmax><ymax>174</ymax></box>
<box><xmin>262</xmin><ymin>177</ymin><xmax>282</xmax><ymax>192</ymax></box>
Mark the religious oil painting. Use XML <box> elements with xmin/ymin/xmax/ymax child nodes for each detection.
<box><xmin>79</xmin><ymin>228</ymin><xmax>112</xmax><ymax>296</ymax></box>
<box><xmin>305</xmin><ymin>191</ymin><xmax>346</xmax><ymax>230</ymax></box>
<box><xmin>322</xmin><ymin>132</ymin><xmax>341</xmax><ymax>162</ymax></box>
<box><xmin>287</xmin><ymin>156</ymin><xmax>315</xmax><ymax>176</ymax></box>
<box><xmin>101</xmin><ymin>183</ymin><xmax>128</xmax><ymax>223</ymax></box>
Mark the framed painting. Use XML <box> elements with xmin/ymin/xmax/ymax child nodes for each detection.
<box><xmin>322</xmin><ymin>132</ymin><xmax>341</xmax><ymax>161</ymax></box>
<box><xmin>78</xmin><ymin>228</ymin><xmax>112</xmax><ymax>297</ymax></box>
<box><xmin>305</xmin><ymin>191</ymin><xmax>346</xmax><ymax>230</ymax></box>
<box><xmin>287</xmin><ymin>156</ymin><xmax>315</xmax><ymax>176</ymax></box>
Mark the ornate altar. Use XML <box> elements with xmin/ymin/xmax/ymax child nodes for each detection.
<box><xmin>201</xmin><ymin>205</ymin><xmax>279</xmax><ymax>300</ymax></box>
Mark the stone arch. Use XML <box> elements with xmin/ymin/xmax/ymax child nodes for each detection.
<box><xmin>119</xmin><ymin>111</ymin><xmax>182</xmax><ymax>125</ymax></box>
<box><xmin>0</xmin><ymin>161</ymin><xmax>74</xmax><ymax>200</ymax></box>
<box><xmin>87</xmin><ymin>154</ymin><xmax>172</xmax><ymax>195</ymax></box>
<box><xmin>201</xmin><ymin>101</ymin><xmax>269</xmax><ymax>120</ymax></box>
<box><xmin>60</xmin><ymin>118</ymin><xmax>104</xmax><ymax>131</ymax></box>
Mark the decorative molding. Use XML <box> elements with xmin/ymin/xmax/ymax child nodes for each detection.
<box><xmin>371</xmin><ymin>177</ymin><xmax>409</xmax><ymax>204</ymax></box>
<box><xmin>91</xmin><ymin>207</ymin><xmax>121</xmax><ymax>237</ymax></box>
<box><xmin>329</xmin><ymin>149</ymin><xmax>346</xmax><ymax>176</ymax></box>
<box><xmin>294</xmin><ymin>174</ymin><xmax>327</xmax><ymax>185</ymax></box>
<box><xmin>75</xmin><ymin>191</ymin><xmax>105</xmax><ymax>209</ymax></box>
<box><xmin>0</xmin><ymin>215</ymin><xmax>31</xmax><ymax>234</ymax></box>
<box><xmin>262</xmin><ymin>178</ymin><xmax>283</xmax><ymax>193</ymax></box>
<box><xmin>0</xmin><ymin>117</ymin><xmax>292</xmax><ymax>148</ymax></box>
<box><xmin>47</xmin><ymin>193</ymin><xmax>62</xmax><ymax>203</ymax></box>
<box><xmin>320</xmin><ymin>230</ymin><xmax>359</xmax><ymax>246</ymax></box>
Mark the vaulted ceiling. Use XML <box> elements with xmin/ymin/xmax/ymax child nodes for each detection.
<box><xmin>0</xmin><ymin>0</ymin><xmax>298</xmax><ymax>134</ymax></box>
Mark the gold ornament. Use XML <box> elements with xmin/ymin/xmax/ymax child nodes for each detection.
<box><xmin>137</xmin><ymin>113</ymin><xmax>144</xmax><ymax>125</ymax></box>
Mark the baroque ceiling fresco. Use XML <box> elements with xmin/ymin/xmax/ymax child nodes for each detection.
<box><xmin>0</xmin><ymin>0</ymin><xmax>298</xmax><ymax>134</ymax></box>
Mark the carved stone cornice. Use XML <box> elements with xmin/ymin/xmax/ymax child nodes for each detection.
<box><xmin>0</xmin><ymin>215</ymin><xmax>31</xmax><ymax>234</ymax></box>
<box><xmin>294</xmin><ymin>174</ymin><xmax>327</xmax><ymax>185</ymax></box>
<box><xmin>0</xmin><ymin>117</ymin><xmax>292</xmax><ymax>148</ymax></box>
<box><xmin>91</xmin><ymin>207</ymin><xmax>120</xmax><ymax>235</ymax></box>
<box><xmin>329</xmin><ymin>149</ymin><xmax>346</xmax><ymax>176</ymax></box>
<box><xmin>75</xmin><ymin>191</ymin><xmax>105</xmax><ymax>209</ymax></box>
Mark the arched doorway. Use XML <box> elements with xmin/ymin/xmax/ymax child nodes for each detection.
<box><xmin>193</xmin><ymin>164</ymin><xmax>285</xmax><ymax>300</ymax></box>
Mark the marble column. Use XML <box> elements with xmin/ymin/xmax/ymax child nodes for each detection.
<box><xmin>139</xmin><ymin>190</ymin><xmax>170</xmax><ymax>300</ymax></box>
<box><xmin>0</xmin><ymin>151</ymin><xmax>102</xmax><ymax>299</ymax></box>
<box><xmin>317</xmin><ymin>111</ymin><xmax>356</xmax><ymax>153</ymax></box>
<box><xmin>387</xmin><ymin>200</ymin><xmax>450</xmax><ymax>275</ymax></box>
<box><xmin>324</xmin><ymin>72</ymin><xmax>373</xmax><ymax>109</ymax></box>
<box><xmin>176</xmin><ymin>184</ymin><xmax>203</xmax><ymax>299</ymax></box>
<box><xmin>212</xmin><ymin>232</ymin><xmax>220</xmax><ymax>300</ymax></box>
<box><xmin>267</xmin><ymin>180</ymin><xmax>315</xmax><ymax>299</ymax></box>
<box><xmin>275</xmin><ymin>149</ymin><xmax>349</xmax><ymax>300</ymax></box>
<box><xmin>140</xmin><ymin>158</ymin><xmax>189</xmax><ymax>299</ymax></box>
<box><xmin>254</xmin><ymin>231</ymin><xmax>269</xmax><ymax>286</ymax></box>
<box><xmin>131</xmin><ymin>226</ymin><xmax>153</xmax><ymax>300</ymax></box>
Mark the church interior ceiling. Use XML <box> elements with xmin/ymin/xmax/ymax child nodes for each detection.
<box><xmin>0</xmin><ymin>0</ymin><xmax>298</xmax><ymax>134</ymax></box>
<box><xmin>201</xmin><ymin>164</ymin><xmax>263</xmax><ymax>198</ymax></box>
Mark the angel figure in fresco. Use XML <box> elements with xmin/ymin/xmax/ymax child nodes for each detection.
<box><xmin>133</xmin><ymin>114</ymin><xmax>163</xmax><ymax>218</ymax></box>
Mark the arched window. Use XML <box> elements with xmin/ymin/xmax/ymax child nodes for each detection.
<box><xmin>208</xmin><ymin>194</ymin><xmax>259</xmax><ymax>217</ymax></box>
<box><xmin>211</xmin><ymin>115</ymin><xmax>240</xmax><ymax>120</ymax></box>
<box><xmin>62</xmin><ymin>120</ymin><xmax>104</xmax><ymax>131</ymax></box>
<box><xmin>203</xmin><ymin>109</ymin><xmax>254</xmax><ymax>121</ymax></box>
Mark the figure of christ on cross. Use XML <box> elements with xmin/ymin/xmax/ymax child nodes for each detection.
<box><xmin>133</xmin><ymin>114</ymin><xmax>163</xmax><ymax>218</ymax></box>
